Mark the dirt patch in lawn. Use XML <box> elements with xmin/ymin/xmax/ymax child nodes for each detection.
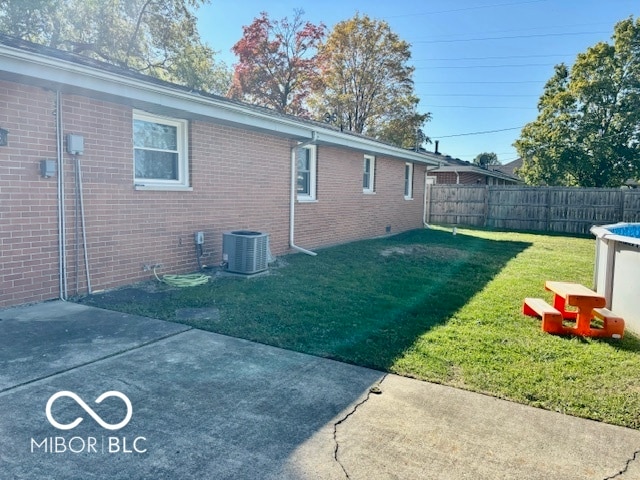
<box><xmin>380</xmin><ymin>245</ymin><xmax>467</xmax><ymax>261</ymax></box>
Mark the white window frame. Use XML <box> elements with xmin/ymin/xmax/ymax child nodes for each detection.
<box><xmin>296</xmin><ymin>144</ymin><xmax>317</xmax><ymax>202</ymax></box>
<box><xmin>404</xmin><ymin>162</ymin><xmax>414</xmax><ymax>199</ymax></box>
<box><xmin>133</xmin><ymin>111</ymin><xmax>190</xmax><ymax>191</ymax></box>
<box><xmin>363</xmin><ymin>155</ymin><xmax>376</xmax><ymax>193</ymax></box>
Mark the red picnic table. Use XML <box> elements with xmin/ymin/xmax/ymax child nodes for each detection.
<box><xmin>523</xmin><ymin>281</ymin><xmax>624</xmax><ymax>339</ymax></box>
<box><xmin>544</xmin><ymin>280</ymin><xmax>624</xmax><ymax>339</ymax></box>
<box><xmin>544</xmin><ymin>281</ymin><xmax>606</xmax><ymax>336</ymax></box>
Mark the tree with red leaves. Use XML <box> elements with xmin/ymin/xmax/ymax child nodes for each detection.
<box><xmin>230</xmin><ymin>10</ymin><xmax>325</xmax><ymax>117</ymax></box>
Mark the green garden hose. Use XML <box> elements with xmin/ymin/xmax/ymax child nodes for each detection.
<box><xmin>153</xmin><ymin>267</ymin><xmax>210</xmax><ymax>287</ymax></box>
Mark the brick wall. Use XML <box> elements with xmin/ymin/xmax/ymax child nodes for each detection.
<box><xmin>0</xmin><ymin>82</ymin><xmax>59</xmax><ymax>306</ymax></box>
<box><xmin>294</xmin><ymin>146</ymin><xmax>427</xmax><ymax>249</ymax></box>
<box><xmin>1</xmin><ymin>80</ymin><xmax>428</xmax><ymax>307</ymax></box>
<box><xmin>58</xmin><ymin>95</ymin><xmax>292</xmax><ymax>298</ymax></box>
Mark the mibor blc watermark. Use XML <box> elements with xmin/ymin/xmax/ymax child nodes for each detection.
<box><xmin>31</xmin><ymin>391</ymin><xmax>147</xmax><ymax>454</ymax></box>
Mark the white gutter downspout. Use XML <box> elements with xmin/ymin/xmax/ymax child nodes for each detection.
<box><xmin>423</xmin><ymin>164</ymin><xmax>441</xmax><ymax>228</ymax></box>
<box><xmin>56</xmin><ymin>90</ymin><xmax>68</xmax><ymax>300</ymax></box>
<box><xmin>290</xmin><ymin>132</ymin><xmax>318</xmax><ymax>256</ymax></box>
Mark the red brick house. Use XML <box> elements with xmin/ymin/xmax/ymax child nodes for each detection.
<box><xmin>0</xmin><ymin>36</ymin><xmax>439</xmax><ymax>307</ymax></box>
<box><xmin>426</xmin><ymin>154</ymin><xmax>522</xmax><ymax>186</ymax></box>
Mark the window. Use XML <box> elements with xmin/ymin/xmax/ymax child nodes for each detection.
<box><xmin>133</xmin><ymin>111</ymin><xmax>189</xmax><ymax>190</ymax></box>
<box><xmin>404</xmin><ymin>162</ymin><xmax>414</xmax><ymax>199</ymax></box>
<box><xmin>363</xmin><ymin>155</ymin><xmax>375</xmax><ymax>193</ymax></box>
<box><xmin>296</xmin><ymin>145</ymin><xmax>317</xmax><ymax>201</ymax></box>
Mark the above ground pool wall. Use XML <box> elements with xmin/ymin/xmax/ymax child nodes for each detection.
<box><xmin>592</xmin><ymin>223</ymin><xmax>640</xmax><ymax>334</ymax></box>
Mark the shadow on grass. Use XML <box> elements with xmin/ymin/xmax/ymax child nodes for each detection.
<box><xmin>578</xmin><ymin>329</ymin><xmax>640</xmax><ymax>352</ymax></box>
<box><xmin>79</xmin><ymin>228</ymin><xmax>531</xmax><ymax>372</ymax></box>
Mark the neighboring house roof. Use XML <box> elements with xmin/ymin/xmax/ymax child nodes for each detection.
<box><xmin>493</xmin><ymin>158</ymin><xmax>523</xmax><ymax>177</ymax></box>
<box><xmin>424</xmin><ymin>151</ymin><xmax>523</xmax><ymax>183</ymax></box>
<box><xmin>0</xmin><ymin>34</ymin><xmax>439</xmax><ymax>166</ymax></box>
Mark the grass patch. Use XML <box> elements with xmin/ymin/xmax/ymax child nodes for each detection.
<box><xmin>80</xmin><ymin>226</ymin><xmax>640</xmax><ymax>429</ymax></box>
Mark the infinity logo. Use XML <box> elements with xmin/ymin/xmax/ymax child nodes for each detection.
<box><xmin>45</xmin><ymin>391</ymin><xmax>133</xmax><ymax>431</ymax></box>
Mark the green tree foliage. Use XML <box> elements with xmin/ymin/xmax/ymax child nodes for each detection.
<box><xmin>473</xmin><ymin>152</ymin><xmax>500</xmax><ymax>168</ymax></box>
<box><xmin>515</xmin><ymin>17</ymin><xmax>640</xmax><ymax>187</ymax></box>
<box><xmin>0</xmin><ymin>0</ymin><xmax>231</xmax><ymax>94</ymax></box>
<box><xmin>230</xmin><ymin>10</ymin><xmax>325</xmax><ymax>116</ymax></box>
<box><xmin>310</xmin><ymin>13</ymin><xmax>429</xmax><ymax>148</ymax></box>
<box><xmin>368</xmin><ymin>108</ymin><xmax>432</xmax><ymax>150</ymax></box>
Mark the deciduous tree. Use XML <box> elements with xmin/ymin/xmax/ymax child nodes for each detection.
<box><xmin>310</xmin><ymin>13</ymin><xmax>429</xmax><ymax>148</ymax></box>
<box><xmin>230</xmin><ymin>10</ymin><xmax>325</xmax><ymax>116</ymax></box>
<box><xmin>368</xmin><ymin>109</ymin><xmax>432</xmax><ymax>150</ymax></box>
<box><xmin>473</xmin><ymin>152</ymin><xmax>500</xmax><ymax>168</ymax></box>
<box><xmin>515</xmin><ymin>17</ymin><xmax>640</xmax><ymax>187</ymax></box>
<box><xmin>0</xmin><ymin>0</ymin><xmax>231</xmax><ymax>94</ymax></box>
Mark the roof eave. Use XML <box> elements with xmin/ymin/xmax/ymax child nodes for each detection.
<box><xmin>314</xmin><ymin>131</ymin><xmax>439</xmax><ymax>165</ymax></box>
<box><xmin>0</xmin><ymin>43</ymin><xmax>439</xmax><ymax>165</ymax></box>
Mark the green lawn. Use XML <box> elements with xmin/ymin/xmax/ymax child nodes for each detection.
<box><xmin>80</xmin><ymin>226</ymin><xmax>640</xmax><ymax>429</ymax></box>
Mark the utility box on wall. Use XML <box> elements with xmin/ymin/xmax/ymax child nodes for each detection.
<box><xmin>40</xmin><ymin>159</ymin><xmax>57</xmax><ymax>178</ymax></box>
<box><xmin>66</xmin><ymin>134</ymin><xmax>84</xmax><ymax>155</ymax></box>
<box><xmin>222</xmin><ymin>231</ymin><xmax>269</xmax><ymax>275</ymax></box>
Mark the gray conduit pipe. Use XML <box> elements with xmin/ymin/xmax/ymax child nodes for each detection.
<box><xmin>75</xmin><ymin>153</ymin><xmax>92</xmax><ymax>294</ymax></box>
<box><xmin>74</xmin><ymin>154</ymin><xmax>80</xmax><ymax>294</ymax></box>
<box><xmin>289</xmin><ymin>132</ymin><xmax>318</xmax><ymax>256</ymax></box>
<box><xmin>56</xmin><ymin>90</ymin><xmax>68</xmax><ymax>300</ymax></box>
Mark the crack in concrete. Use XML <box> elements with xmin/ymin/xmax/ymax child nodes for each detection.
<box><xmin>603</xmin><ymin>449</ymin><xmax>640</xmax><ymax>479</ymax></box>
<box><xmin>333</xmin><ymin>374</ymin><xmax>388</xmax><ymax>479</ymax></box>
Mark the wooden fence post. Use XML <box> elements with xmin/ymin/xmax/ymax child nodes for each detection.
<box><xmin>545</xmin><ymin>188</ymin><xmax>552</xmax><ymax>231</ymax></box>
<box><xmin>483</xmin><ymin>185</ymin><xmax>489</xmax><ymax>227</ymax></box>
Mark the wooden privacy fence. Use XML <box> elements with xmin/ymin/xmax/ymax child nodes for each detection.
<box><xmin>425</xmin><ymin>185</ymin><xmax>640</xmax><ymax>235</ymax></box>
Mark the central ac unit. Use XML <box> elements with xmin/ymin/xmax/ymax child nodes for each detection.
<box><xmin>222</xmin><ymin>231</ymin><xmax>269</xmax><ymax>274</ymax></box>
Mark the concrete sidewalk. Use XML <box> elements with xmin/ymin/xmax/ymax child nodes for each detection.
<box><xmin>1</xmin><ymin>301</ymin><xmax>639</xmax><ymax>479</ymax></box>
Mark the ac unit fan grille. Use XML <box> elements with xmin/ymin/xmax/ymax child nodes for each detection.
<box><xmin>223</xmin><ymin>231</ymin><xmax>269</xmax><ymax>274</ymax></box>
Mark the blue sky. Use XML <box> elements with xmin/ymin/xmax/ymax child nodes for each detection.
<box><xmin>197</xmin><ymin>0</ymin><xmax>639</xmax><ymax>164</ymax></box>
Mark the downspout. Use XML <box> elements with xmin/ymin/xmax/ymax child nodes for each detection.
<box><xmin>55</xmin><ymin>90</ymin><xmax>68</xmax><ymax>300</ymax></box>
<box><xmin>423</xmin><ymin>163</ymin><xmax>441</xmax><ymax>228</ymax></box>
<box><xmin>290</xmin><ymin>132</ymin><xmax>318</xmax><ymax>256</ymax></box>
